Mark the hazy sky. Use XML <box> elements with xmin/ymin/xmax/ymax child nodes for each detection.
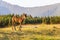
<box><xmin>2</xmin><ymin>0</ymin><xmax>60</xmax><ymax>7</ymax></box>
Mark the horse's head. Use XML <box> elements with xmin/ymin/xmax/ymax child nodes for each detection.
<box><xmin>21</xmin><ymin>14</ymin><xmax>27</xmax><ymax>20</ymax></box>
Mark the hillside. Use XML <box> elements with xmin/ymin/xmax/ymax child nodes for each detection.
<box><xmin>0</xmin><ymin>0</ymin><xmax>60</xmax><ymax>17</ymax></box>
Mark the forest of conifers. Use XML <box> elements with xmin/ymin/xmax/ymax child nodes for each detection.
<box><xmin>0</xmin><ymin>14</ymin><xmax>60</xmax><ymax>27</ymax></box>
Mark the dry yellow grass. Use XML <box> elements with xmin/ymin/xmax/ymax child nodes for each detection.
<box><xmin>0</xmin><ymin>24</ymin><xmax>60</xmax><ymax>40</ymax></box>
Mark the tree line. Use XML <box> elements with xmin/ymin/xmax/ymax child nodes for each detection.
<box><xmin>0</xmin><ymin>14</ymin><xmax>60</xmax><ymax>27</ymax></box>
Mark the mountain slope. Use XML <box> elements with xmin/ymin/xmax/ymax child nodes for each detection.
<box><xmin>0</xmin><ymin>1</ymin><xmax>28</xmax><ymax>15</ymax></box>
<box><xmin>0</xmin><ymin>0</ymin><xmax>60</xmax><ymax>17</ymax></box>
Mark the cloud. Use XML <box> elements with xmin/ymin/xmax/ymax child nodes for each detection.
<box><xmin>2</xmin><ymin>0</ymin><xmax>60</xmax><ymax>7</ymax></box>
<box><xmin>0</xmin><ymin>0</ymin><xmax>2</xmax><ymax>1</ymax></box>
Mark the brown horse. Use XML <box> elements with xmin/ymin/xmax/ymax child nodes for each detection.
<box><xmin>12</xmin><ymin>14</ymin><xmax>27</xmax><ymax>31</ymax></box>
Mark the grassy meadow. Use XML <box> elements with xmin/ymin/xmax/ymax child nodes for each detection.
<box><xmin>0</xmin><ymin>14</ymin><xmax>60</xmax><ymax>40</ymax></box>
<box><xmin>0</xmin><ymin>24</ymin><xmax>60</xmax><ymax>40</ymax></box>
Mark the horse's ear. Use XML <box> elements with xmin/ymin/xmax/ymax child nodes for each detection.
<box><xmin>22</xmin><ymin>13</ymin><xmax>27</xmax><ymax>17</ymax></box>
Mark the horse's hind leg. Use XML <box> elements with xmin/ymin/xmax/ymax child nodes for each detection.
<box><xmin>13</xmin><ymin>25</ymin><xmax>16</xmax><ymax>31</ymax></box>
<box><xmin>12</xmin><ymin>22</ymin><xmax>14</xmax><ymax>31</ymax></box>
<box><xmin>19</xmin><ymin>23</ymin><xmax>22</xmax><ymax>31</ymax></box>
<box><xmin>12</xmin><ymin>22</ymin><xmax>16</xmax><ymax>31</ymax></box>
<box><xmin>14</xmin><ymin>23</ymin><xmax>16</xmax><ymax>31</ymax></box>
